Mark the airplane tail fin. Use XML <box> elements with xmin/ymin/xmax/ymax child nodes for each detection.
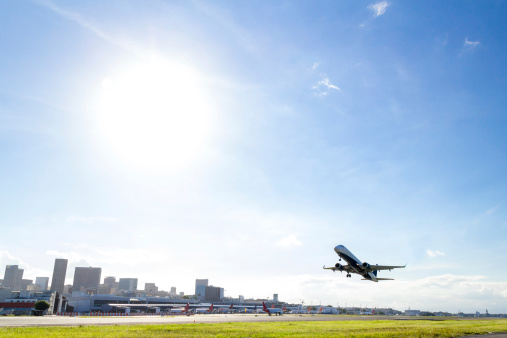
<box><xmin>209</xmin><ymin>304</ymin><xmax>214</xmax><ymax>312</ymax></box>
<box><xmin>230</xmin><ymin>304</ymin><xmax>234</xmax><ymax>309</ymax></box>
<box><xmin>262</xmin><ymin>302</ymin><xmax>268</xmax><ymax>312</ymax></box>
<box><xmin>373</xmin><ymin>270</ymin><xmax>378</xmax><ymax>277</ymax></box>
<box><xmin>184</xmin><ymin>303</ymin><xmax>189</xmax><ymax>312</ymax></box>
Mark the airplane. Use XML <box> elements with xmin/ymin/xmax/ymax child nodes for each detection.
<box><xmin>195</xmin><ymin>304</ymin><xmax>213</xmax><ymax>313</ymax></box>
<box><xmin>323</xmin><ymin>245</ymin><xmax>405</xmax><ymax>282</ymax></box>
<box><xmin>170</xmin><ymin>303</ymin><xmax>190</xmax><ymax>313</ymax></box>
<box><xmin>262</xmin><ymin>302</ymin><xmax>283</xmax><ymax>316</ymax></box>
<box><xmin>216</xmin><ymin>304</ymin><xmax>234</xmax><ymax>313</ymax></box>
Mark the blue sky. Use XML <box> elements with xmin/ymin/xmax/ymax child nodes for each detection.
<box><xmin>1</xmin><ymin>0</ymin><xmax>507</xmax><ymax>313</ymax></box>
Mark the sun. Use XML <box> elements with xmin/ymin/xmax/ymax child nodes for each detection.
<box><xmin>94</xmin><ymin>56</ymin><xmax>214</xmax><ymax>172</ymax></box>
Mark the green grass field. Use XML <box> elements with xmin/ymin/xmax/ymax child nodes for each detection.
<box><xmin>1</xmin><ymin>318</ymin><xmax>507</xmax><ymax>337</ymax></box>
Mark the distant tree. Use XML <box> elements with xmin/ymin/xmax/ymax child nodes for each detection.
<box><xmin>34</xmin><ymin>300</ymin><xmax>50</xmax><ymax>313</ymax></box>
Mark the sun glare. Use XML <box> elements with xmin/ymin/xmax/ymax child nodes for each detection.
<box><xmin>94</xmin><ymin>57</ymin><xmax>213</xmax><ymax>172</ymax></box>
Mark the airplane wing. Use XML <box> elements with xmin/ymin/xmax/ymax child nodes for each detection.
<box><xmin>370</xmin><ymin>264</ymin><xmax>406</xmax><ymax>271</ymax></box>
<box><xmin>323</xmin><ymin>265</ymin><xmax>352</xmax><ymax>272</ymax></box>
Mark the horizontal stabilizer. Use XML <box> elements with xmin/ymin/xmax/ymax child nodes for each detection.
<box><xmin>361</xmin><ymin>278</ymin><xmax>394</xmax><ymax>281</ymax></box>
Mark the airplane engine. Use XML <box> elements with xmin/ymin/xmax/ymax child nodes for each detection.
<box><xmin>335</xmin><ymin>263</ymin><xmax>343</xmax><ymax>270</ymax></box>
<box><xmin>362</xmin><ymin>262</ymin><xmax>370</xmax><ymax>270</ymax></box>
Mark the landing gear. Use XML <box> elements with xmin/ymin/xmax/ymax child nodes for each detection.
<box><xmin>346</xmin><ymin>274</ymin><xmax>351</xmax><ymax>278</ymax></box>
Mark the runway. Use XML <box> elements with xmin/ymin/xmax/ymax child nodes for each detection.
<box><xmin>1</xmin><ymin>314</ymin><xmax>503</xmax><ymax>328</ymax></box>
<box><xmin>0</xmin><ymin>314</ymin><xmax>419</xmax><ymax>327</ymax></box>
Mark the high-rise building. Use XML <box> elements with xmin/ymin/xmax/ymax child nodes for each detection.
<box><xmin>20</xmin><ymin>279</ymin><xmax>33</xmax><ymax>291</ymax></box>
<box><xmin>3</xmin><ymin>265</ymin><xmax>23</xmax><ymax>291</ymax></box>
<box><xmin>35</xmin><ymin>277</ymin><xmax>49</xmax><ymax>290</ymax></box>
<box><xmin>195</xmin><ymin>279</ymin><xmax>208</xmax><ymax>298</ymax></box>
<box><xmin>72</xmin><ymin>267</ymin><xmax>101</xmax><ymax>294</ymax></box>
<box><xmin>118</xmin><ymin>278</ymin><xmax>138</xmax><ymax>291</ymax></box>
<box><xmin>204</xmin><ymin>285</ymin><xmax>224</xmax><ymax>302</ymax></box>
<box><xmin>50</xmin><ymin>258</ymin><xmax>68</xmax><ymax>294</ymax></box>
<box><xmin>103</xmin><ymin>276</ymin><xmax>116</xmax><ymax>288</ymax></box>
<box><xmin>196</xmin><ymin>279</ymin><xmax>208</xmax><ymax>286</ymax></box>
<box><xmin>145</xmin><ymin>283</ymin><xmax>158</xmax><ymax>293</ymax></box>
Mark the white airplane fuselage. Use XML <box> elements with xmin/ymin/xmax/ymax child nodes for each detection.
<box><xmin>334</xmin><ymin>245</ymin><xmax>380</xmax><ymax>282</ymax></box>
<box><xmin>327</xmin><ymin>245</ymin><xmax>405</xmax><ymax>282</ymax></box>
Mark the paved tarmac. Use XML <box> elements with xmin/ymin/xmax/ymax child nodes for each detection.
<box><xmin>0</xmin><ymin>313</ymin><xmax>390</xmax><ymax>327</ymax></box>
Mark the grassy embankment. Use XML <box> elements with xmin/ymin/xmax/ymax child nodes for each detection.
<box><xmin>1</xmin><ymin>318</ymin><xmax>507</xmax><ymax>337</ymax></box>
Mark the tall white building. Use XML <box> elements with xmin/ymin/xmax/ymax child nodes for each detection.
<box><xmin>3</xmin><ymin>265</ymin><xmax>23</xmax><ymax>291</ymax></box>
<box><xmin>35</xmin><ymin>277</ymin><xmax>49</xmax><ymax>290</ymax></box>
<box><xmin>118</xmin><ymin>278</ymin><xmax>137</xmax><ymax>291</ymax></box>
<box><xmin>195</xmin><ymin>279</ymin><xmax>208</xmax><ymax>298</ymax></box>
<box><xmin>50</xmin><ymin>258</ymin><xmax>68</xmax><ymax>294</ymax></box>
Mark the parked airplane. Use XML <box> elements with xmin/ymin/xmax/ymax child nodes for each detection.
<box><xmin>323</xmin><ymin>245</ymin><xmax>405</xmax><ymax>282</ymax></box>
<box><xmin>170</xmin><ymin>303</ymin><xmax>190</xmax><ymax>313</ymax></box>
<box><xmin>195</xmin><ymin>304</ymin><xmax>213</xmax><ymax>313</ymax></box>
<box><xmin>262</xmin><ymin>302</ymin><xmax>283</xmax><ymax>316</ymax></box>
<box><xmin>217</xmin><ymin>304</ymin><xmax>234</xmax><ymax>313</ymax></box>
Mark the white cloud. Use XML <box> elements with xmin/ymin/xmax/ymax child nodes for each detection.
<box><xmin>0</xmin><ymin>251</ymin><xmax>45</xmax><ymax>281</ymax></box>
<box><xmin>311</xmin><ymin>62</ymin><xmax>319</xmax><ymax>71</ymax></box>
<box><xmin>368</xmin><ymin>1</ymin><xmax>390</xmax><ymax>17</ymax></box>
<box><xmin>0</xmin><ymin>250</ymin><xmax>28</xmax><ymax>267</ymax></box>
<box><xmin>276</xmin><ymin>234</ymin><xmax>302</xmax><ymax>248</ymax></box>
<box><xmin>66</xmin><ymin>216</ymin><xmax>118</xmax><ymax>223</ymax></box>
<box><xmin>318</xmin><ymin>78</ymin><xmax>340</xmax><ymax>91</ymax></box>
<box><xmin>426</xmin><ymin>249</ymin><xmax>445</xmax><ymax>258</ymax></box>
<box><xmin>313</xmin><ymin>76</ymin><xmax>341</xmax><ymax>96</ymax></box>
<box><xmin>224</xmin><ymin>273</ymin><xmax>507</xmax><ymax>313</ymax></box>
<box><xmin>464</xmin><ymin>37</ymin><xmax>480</xmax><ymax>49</ymax></box>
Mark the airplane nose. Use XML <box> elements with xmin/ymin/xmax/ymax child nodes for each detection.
<box><xmin>334</xmin><ymin>245</ymin><xmax>344</xmax><ymax>253</ymax></box>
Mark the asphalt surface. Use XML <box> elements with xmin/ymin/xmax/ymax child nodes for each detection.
<box><xmin>0</xmin><ymin>314</ymin><xmax>395</xmax><ymax>327</ymax></box>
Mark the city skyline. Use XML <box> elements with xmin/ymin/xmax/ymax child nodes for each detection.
<box><xmin>1</xmin><ymin>1</ymin><xmax>507</xmax><ymax>313</ymax></box>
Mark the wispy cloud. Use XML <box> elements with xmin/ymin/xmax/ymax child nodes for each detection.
<box><xmin>426</xmin><ymin>249</ymin><xmax>445</xmax><ymax>258</ymax></box>
<box><xmin>313</xmin><ymin>77</ymin><xmax>341</xmax><ymax>96</ymax></box>
<box><xmin>35</xmin><ymin>0</ymin><xmax>139</xmax><ymax>54</ymax></box>
<box><xmin>276</xmin><ymin>234</ymin><xmax>302</xmax><ymax>248</ymax></box>
<box><xmin>311</xmin><ymin>62</ymin><xmax>319</xmax><ymax>71</ymax></box>
<box><xmin>485</xmin><ymin>206</ymin><xmax>497</xmax><ymax>216</ymax></box>
<box><xmin>464</xmin><ymin>37</ymin><xmax>480</xmax><ymax>49</ymax></box>
<box><xmin>66</xmin><ymin>216</ymin><xmax>118</xmax><ymax>224</ymax></box>
<box><xmin>368</xmin><ymin>1</ymin><xmax>390</xmax><ymax>17</ymax></box>
<box><xmin>0</xmin><ymin>251</ymin><xmax>45</xmax><ymax>280</ymax></box>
